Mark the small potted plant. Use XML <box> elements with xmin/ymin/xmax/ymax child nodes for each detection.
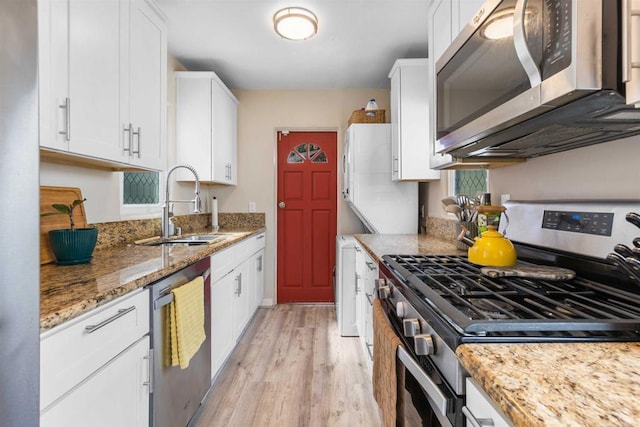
<box><xmin>41</xmin><ymin>198</ymin><xmax>98</xmax><ymax>265</ymax></box>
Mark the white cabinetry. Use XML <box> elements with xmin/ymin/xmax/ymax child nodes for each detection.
<box><xmin>38</xmin><ymin>0</ymin><xmax>167</xmax><ymax>171</ymax></box>
<box><xmin>40</xmin><ymin>289</ymin><xmax>150</xmax><ymax>427</ymax></box>
<box><xmin>428</xmin><ymin>0</ymin><xmax>484</xmax><ymax>169</ymax></box>
<box><xmin>388</xmin><ymin>59</ymin><xmax>440</xmax><ymax>181</ymax></box>
<box><xmin>209</xmin><ymin>232</ymin><xmax>266</xmax><ymax>379</ymax></box>
<box><xmin>176</xmin><ymin>72</ymin><xmax>238</xmax><ymax>185</ymax></box>
<box><xmin>464</xmin><ymin>377</ymin><xmax>513</xmax><ymax>427</ymax></box>
<box><xmin>355</xmin><ymin>243</ymin><xmax>377</xmax><ymax>375</ymax></box>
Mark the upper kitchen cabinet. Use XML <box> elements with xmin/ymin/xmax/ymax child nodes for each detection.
<box><xmin>38</xmin><ymin>0</ymin><xmax>167</xmax><ymax>171</ymax></box>
<box><xmin>388</xmin><ymin>59</ymin><xmax>440</xmax><ymax>181</ymax></box>
<box><xmin>427</xmin><ymin>0</ymin><xmax>484</xmax><ymax>169</ymax></box>
<box><xmin>175</xmin><ymin>72</ymin><xmax>238</xmax><ymax>185</ymax></box>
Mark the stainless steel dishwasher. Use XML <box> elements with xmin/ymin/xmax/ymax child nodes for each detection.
<box><xmin>148</xmin><ymin>257</ymin><xmax>211</xmax><ymax>427</ymax></box>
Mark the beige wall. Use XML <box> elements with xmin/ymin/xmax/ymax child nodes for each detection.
<box><xmin>426</xmin><ymin>133</ymin><xmax>640</xmax><ymax>219</ymax></box>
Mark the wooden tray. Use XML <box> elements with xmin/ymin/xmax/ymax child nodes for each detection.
<box><xmin>40</xmin><ymin>186</ymin><xmax>88</xmax><ymax>265</ymax></box>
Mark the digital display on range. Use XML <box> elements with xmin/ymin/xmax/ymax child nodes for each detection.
<box><xmin>542</xmin><ymin>210</ymin><xmax>614</xmax><ymax>236</ymax></box>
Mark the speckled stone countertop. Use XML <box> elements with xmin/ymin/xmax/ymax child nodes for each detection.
<box><xmin>457</xmin><ymin>343</ymin><xmax>640</xmax><ymax>426</ymax></box>
<box><xmin>40</xmin><ymin>228</ymin><xmax>265</xmax><ymax>332</ymax></box>
<box><xmin>353</xmin><ymin>233</ymin><xmax>465</xmax><ymax>260</ymax></box>
<box><xmin>353</xmin><ymin>233</ymin><xmax>640</xmax><ymax>427</ymax></box>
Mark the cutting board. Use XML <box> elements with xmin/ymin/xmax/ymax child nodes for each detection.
<box><xmin>40</xmin><ymin>186</ymin><xmax>88</xmax><ymax>265</ymax></box>
<box><xmin>480</xmin><ymin>264</ymin><xmax>576</xmax><ymax>281</ymax></box>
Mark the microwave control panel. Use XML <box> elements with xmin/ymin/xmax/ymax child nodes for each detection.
<box><xmin>542</xmin><ymin>210</ymin><xmax>614</xmax><ymax>236</ymax></box>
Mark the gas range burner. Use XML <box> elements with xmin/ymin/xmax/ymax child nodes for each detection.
<box><xmin>382</xmin><ymin>254</ymin><xmax>640</xmax><ymax>342</ymax></box>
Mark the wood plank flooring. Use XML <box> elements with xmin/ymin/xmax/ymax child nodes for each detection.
<box><xmin>195</xmin><ymin>304</ymin><xmax>382</xmax><ymax>427</ymax></box>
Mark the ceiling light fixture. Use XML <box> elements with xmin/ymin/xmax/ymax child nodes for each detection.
<box><xmin>273</xmin><ymin>7</ymin><xmax>318</xmax><ymax>41</ymax></box>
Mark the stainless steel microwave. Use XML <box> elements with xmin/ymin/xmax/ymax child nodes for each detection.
<box><xmin>435</xmin><ymin>0</ymin><xmax>640</xmax><ymax>162</ymax></box>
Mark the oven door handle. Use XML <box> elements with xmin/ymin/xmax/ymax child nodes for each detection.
<box><xmin>397</xmin><ymin>346</ymin><xmax>450</xmax><ymax>418</ymax></box>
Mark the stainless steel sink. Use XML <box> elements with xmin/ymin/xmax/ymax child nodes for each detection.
<box><xmin>140</xmin><ymin>234</ymin><xmax>226</xmax><ymax>246</ymax></box>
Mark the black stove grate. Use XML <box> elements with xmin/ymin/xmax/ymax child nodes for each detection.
<box><xmin>382</xmin><ymin>254</ymin><xmax>640</xmax><ymax>340</ymax></box>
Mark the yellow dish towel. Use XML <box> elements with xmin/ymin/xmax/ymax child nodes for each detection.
<box><xmin>169</xmin><ymin>276</ymin><xmax>205</xmax><ymax>369</ymax></box>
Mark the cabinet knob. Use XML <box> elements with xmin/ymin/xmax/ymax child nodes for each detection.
<box><xmin>278</xmin><ymin>201</ymin><xmax>286</xmax><ymax>209</ymax></box>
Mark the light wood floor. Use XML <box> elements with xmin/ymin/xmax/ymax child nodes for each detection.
<box><xmin>195</xmin><ymin>304</ymin><xmax>382</xmax><ymax>427</ymax></box>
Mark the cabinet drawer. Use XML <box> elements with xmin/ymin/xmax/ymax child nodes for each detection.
<box><xmin>247</xmin><ymin>232</ymin><xmax>266</xmax><ymax>255</ymax></box>
<box><xmin>210</xmin><ymin>245</ymin><xmax>239</xmax><ymax>282</ymax></box>
<box><xmin>40</xmin><ymin>288</ymin><xmax>149</xmax><ymax>410</ymax></box>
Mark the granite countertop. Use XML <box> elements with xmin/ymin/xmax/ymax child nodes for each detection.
<box><xmin>40</xmin><ymin>228</ymin><xmax>265</xmax><ymax>332</ymax></box>
<box><xmin>353</xmin><ymin>233</ymin><xmax>465</xmax><ymax>260</ymax></box>
<box><xmin>457</xmin><ymin>343</ymin><xmax>640</xmax><ymax>426</ymax></box>
<box><xmin>353</xmin><ymin>233</ymin><xmax>640</xmax><ymax>427</ymax></box>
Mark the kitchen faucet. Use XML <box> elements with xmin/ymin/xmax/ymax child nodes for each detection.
<box><xmin>162</xmin><ymin>164</ymin><xmax>201</xmax><ymax>238</ymax></box>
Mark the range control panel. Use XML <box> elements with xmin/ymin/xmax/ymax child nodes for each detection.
<box><xmin>542</xmin><ymin>210</ymin><xmax>614</xmax><ymax>236</ymax></box>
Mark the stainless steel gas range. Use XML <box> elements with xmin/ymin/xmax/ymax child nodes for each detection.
<box><xmin>376</xmin><ymin>201</ymin><xmax>640</xmax><ymax>427</ymax></box>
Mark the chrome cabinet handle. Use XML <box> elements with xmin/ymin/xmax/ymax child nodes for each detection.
<box><xmin>365</xmin><ymin>261</ymin><xmax>377</xmax><ymax>271</ymax></box>
<box><xmin>84</xmin><ymin>306</ymin><xmax>136</xmax><ymax>334</ymax></box>
<box><xmin>257</xmin><ymin>255</ymin><xmax>263</xmax><ymax>272</ymax></box>
<box><xmin>235</xmin><ymin>274</ymin><xmax>242</xmax><ymax>295</ymax></box>
<box><xmin>123</xmin><ymin>123</ymin><xmax>133</xmax><ymax>156</ymax></box>
<box><xmin>58</xmin><ymin>97</ymin><xmax>71</xmax><ymax>141</ymax></box>
<box><xmin>143</xmin><ymin>349</ymin><xmax>154</xmax><ymax>393</ymax></box>
<box><xmin>365</xmin><ymin>342</ymin><xmax>373</xmax><ymax>361</ymax></box>
<box><xmin>513</xmin><ymin>0</ymin><xmax>541</xmax><ymax>87</ymax></box>
<box><xmin>393</xmin><ymin>157</ymin><xmax>399</xmax><ymax>174</ymax></box>
<box><xmin>132</xmin><ymin>126</ymin><xmax>141</xmax><ymax>158</ymax></box>
<box><xmin>355</xmin><ymin>273</ymin><xmax>361</xmax><ymax>294</ymax></box>
<box><xmin>462</xmin><ymin>406</ymin><xmax>495</xmax><ymax>427</ymax></box>
<box><xmin>257</xmin><ymin>234</ymin><xmax>265</xmax><ymax>240</ymax></box>
<box><xmin>365</xmin><ymin>293</ymin><xmax>374</xmax><ymax>305</ymax></box>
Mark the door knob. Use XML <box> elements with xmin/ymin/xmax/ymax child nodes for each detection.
<box><xmin>278</xmin><ymin>201</ymin><xmax>286</xmax><ymax>209</ymax></box>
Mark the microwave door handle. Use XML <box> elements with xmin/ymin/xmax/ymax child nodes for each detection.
<box><xmin>513</xmin><ymin>0</ymin><xmax>542</xmax><ymax>87</ymax></box>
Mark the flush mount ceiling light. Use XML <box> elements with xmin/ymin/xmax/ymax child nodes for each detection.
<box><xmin>273</xmin><ymin>7</ymin><xmax>318</xmax><ymax>41</ymax></box>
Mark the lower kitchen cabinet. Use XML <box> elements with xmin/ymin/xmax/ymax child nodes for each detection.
<box><xmin>355</xmin><ymin>243</ymin><xmax>377</xmax><ymax>374</ymax></box>
<box><xmin>40</xmin><ymin>336</ymin><xmax>151</xmax><ymax>427</ymax></box>
<box><xmin>210</xmin><ymin>232</ymin><xmax>266</xmax><ymax>380</ymax></box>
<box><xmin>40</xmin><ymin>288</ymin><xmax>150</xmax><ymax>427</ymax></box>
<box><xmin>464</xmin><ymin>377</ymin><xmax>512</xmax><ymax>427</ymax></box>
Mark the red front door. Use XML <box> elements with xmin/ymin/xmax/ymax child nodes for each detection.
<box><xmin>277</xmin><ymin>131</ymin><xmax>337</xmax><ymax>303</ymax></box>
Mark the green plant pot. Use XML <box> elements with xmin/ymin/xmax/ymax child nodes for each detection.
<box><xmin>48</xmin><ymin>228</ymin><xmax>98</xmax><ymax>265</ymax></box>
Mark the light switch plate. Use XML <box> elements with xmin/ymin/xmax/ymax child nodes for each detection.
<box><xmin>248</xmin><ymin>201</ymin><xmax>256</xmax><ymax>212</ymax></box>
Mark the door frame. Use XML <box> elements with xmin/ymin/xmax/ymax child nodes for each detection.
<box><xmin>273</xmin><ymin>126</ymin><xmax>340</xmax><ymax>304</ymax></box>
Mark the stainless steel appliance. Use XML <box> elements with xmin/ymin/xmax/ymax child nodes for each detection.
<box><xmin>435</xmin><ymin>0</ymin><xmax>640</xmax><ymax>164</ymax></box>
<box><xmin>377</xmin><ymin>201</ymin><xmax>640</xmax><ymax>427</ymax></box>
<box><xmin>148</xmin><ymin>257</ymin><xmax>211</xmax><ymax>427</ymax></box>
<box><xmin>0</xmin><ymin>0</ymin><xmax>40</xmax><ymax>424</ymax></box>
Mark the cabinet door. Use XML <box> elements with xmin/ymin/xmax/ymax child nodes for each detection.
<box><xmin>38</xmin><ymin>0</ymin><xmax>70</xmax><ymax>151</ymax></box>
<box><xmin>211</xmin><ymin>78</ymin><xmax>238</xmax><ymax>184</ymax></box>
<box><xmin>210</xmin><ymin>272</ymin><xmax>236</xmax><ymax>379</ymax></box>
<box><xmin>127</xmin><ymin>0</ymin><xmax>166</xmax><ymax>170</ymax></box>
<box><xmin>453</xmin><ymin>0</ymin><xmax>485</xmax><ymax>36</ymax></box>
<box><xmin>68</xmin><ymin>0</ymin><xmax>125</xmax><ymax>161</ymax></box>
<box><xmin>465</xmin><ymin>378</ymin><xmax>512</xmax><ymax>427</ymax></box>
<box><xmin>390</xmin><ymin>69</ymin><xmax>402</xmax><ymax>181</ymax></box>
<box><xmin>40</xmin><ymin>336</ymin><xmax>150</xmax><ymax>427</ymax></box>
<box><xmin>254</xmin><ymin>249</ymin><xmax>265</xmax><ymax>310</ymax></box>
<box><xmin>430</xmin><ymin>0</ymin><xmax>453</xmax><ymax>64</ymax></box>
<box><xmin>363</xmin><ymin>253</ymin><xmax>377</xmax><ymax>365</ymax></box>
<box><xmin>233</xmin><ymin>262</ymin><xmax>252</xmax><ymax>339</ymax></box>
<box><xmin>354</xmin><ymin>245</ymin><xmax>366</xmax><ymax>338</ymax></box>
<box><xmin>176</xmin><ymin>75</ymin><xmax>214</xmax><ymax>182</ymax></box>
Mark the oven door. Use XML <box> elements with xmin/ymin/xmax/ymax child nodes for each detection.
<box><xmin>397</xmin><ymin>346</ymin><xmax>464</xmax><ymax>427</ymax></box>
<box><xmin>435</xmin><ymin>0</ymin><xmax>602</xmax><ymax>155</ymax></box>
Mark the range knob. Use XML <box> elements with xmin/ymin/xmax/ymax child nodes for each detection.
<box><xmin>402</xmin><ymin>318</ymin><xmax>420</xmax><ymax>337</ymax></box>
<box><xmin>414</xmin><ymin>334</ymin><xmax>435</xmax><ymax>356</ymax></box>
<box><xmin>376</xmin><ymin>279</ymin><xmax>391</xmax><ymax>299</ymax></box>
<box><xmin>395</xmin><ymin>301</ymin><xmax>406</xmax><ymax>318</ymax></box>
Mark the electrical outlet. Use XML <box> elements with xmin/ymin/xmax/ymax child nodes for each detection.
<box><xmin>501</xmin><ymin>194</ymin><xmax>511</xmax><ymax>205</ymax></box>
<box><xmin>248</xmin><ymin>201</ymin><xmax>256</xmax><ymax>212</ymax></box>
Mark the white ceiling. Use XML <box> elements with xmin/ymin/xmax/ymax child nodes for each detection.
<box><xmin>155</xmin><ymin>0</ymin><xmax>431</xmax><ymax>89</ymax></box>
